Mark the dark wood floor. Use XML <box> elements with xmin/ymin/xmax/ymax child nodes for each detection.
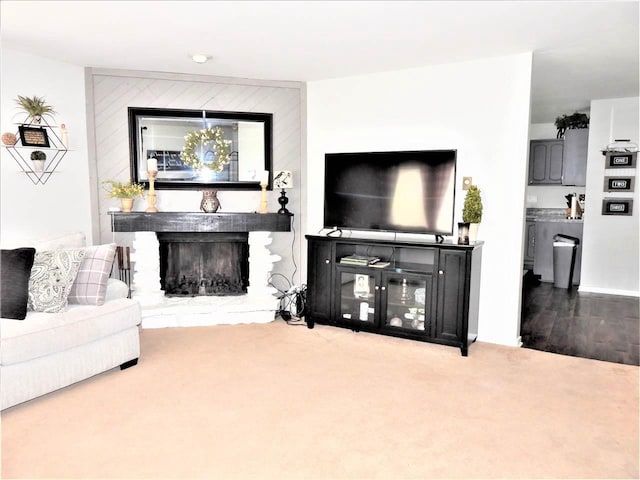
<box><xmin>521</xmin><ymin>276</ymin><xmax>639</xmax><ymax>366</ymax></box>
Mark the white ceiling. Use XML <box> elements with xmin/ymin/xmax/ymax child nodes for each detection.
<box><xmin>1</xmin><ymin>1</ymin><xmax>638</xmax><ymax>123</ymax></box>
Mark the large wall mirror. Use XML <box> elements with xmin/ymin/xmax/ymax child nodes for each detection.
<box><xmin>128</xmin><ymin>107</ymin><xmax>273</xmax><ymax>190</ymax></box>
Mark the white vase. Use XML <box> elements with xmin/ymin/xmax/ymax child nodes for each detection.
<box><xmin>31</xmin><ymin>159</ymin><xmax>45</xmax><ymax>173</ymax></box>
<box><xmin>469</xmin><ymin>223</ymin><xmax>480</xmax><ymax>243</ymax></box>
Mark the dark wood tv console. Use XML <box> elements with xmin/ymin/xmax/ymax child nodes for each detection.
<box><xmin>305</xmin><ymin>235</ymin><xmax>483</xmax><ymax>356</ymax></box>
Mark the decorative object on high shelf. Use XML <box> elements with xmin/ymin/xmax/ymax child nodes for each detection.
<box><xmin>554</xmin><ymin>112</ymin><xmax>589</xmax><ymax>139</ymax></box>
<box><xmin>1</xmin><ymin>98</ymin><xmax>68</xmax><ymax>185</ymax></box>
<box><xmin>258</xmin><ymin>170</ymin><xmax>269</xmax><ymax>214</ymax></box>
<box><xmin>462</xmin><ymin>185</ymin><xmax>482</xmax><ymax>243</ymax></box>
<box><xmin>60</xmin><ymin>123</ymin><xmax>69</xmax><ymax>149</ymax></box>
<box><xmin>273</xmin><ymin>170</ymin><xmax>293</xmax><ymax>215</ymax></box>
<box><xmin>145</xmin><ymin>157</ymin><xmax>159</xmax><ymax>213</ymax></box>
<box><xmin>30</xmin><ymin>150</ymin><xmax>46</xmax><ymax>173</ymax></box>
<box><xmin>104</xmin><ymin>180</ymin><xmax>144</xmax><ymax>213</ymax></box>
<box><xmin>180</xmin><ymin>126</ymin><xmax>232</xmax><ymax>172</ymax></box>
<box><xmin>200</xmin><ymin>189</ymin><xmax>221</xmax><ymax>213</ymax></box>
<box><xmin>15</xmin><ymin>95</ymin><xmax>56</xmax><ymax>124</ymax></box>
<box><xmin>601</xmin><ymin>139</ymin><xmax>637</xmax><ymax>169</ymax></box>
<box><xmin>1</xmin><ymin>132</ymin><xmax>17</xmax><ymax>146</ymax></box>
<box><xmin>18</xmin><ymin>125</ymin><xmax>49</xmax><ymax>147</ymax></box>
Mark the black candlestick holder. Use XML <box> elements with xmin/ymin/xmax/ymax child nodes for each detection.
<box><xmin>277</xmin><ymin>189</ymin><xmax>291</xmax><ymax>215</ymax></box>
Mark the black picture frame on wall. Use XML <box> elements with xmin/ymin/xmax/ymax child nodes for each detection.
<box><xmin>18</xmin><ymin>125</ymin><xmax>50</xmax><ymax>148</ymax></box>
<box><xmin>128</xmin><ymin>107</ymin><xmax>273</xmax><ymax>191</ymax></box>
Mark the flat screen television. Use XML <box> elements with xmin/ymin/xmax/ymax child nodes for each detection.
<box><xmin>324</xmin><ymin>150</ymin><xmax>457</xmax><ymax>235</ymax></box>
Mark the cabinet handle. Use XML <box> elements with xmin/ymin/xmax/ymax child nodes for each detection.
<box><xmin>325</xmin><ymin>259</ymin><xmax>330</xmax><ymax>264</ymax></box>
<box><xmin>381</xmin><ymin>286</ymin><xmax>386</xmax><ymax>291</ymax></box>
<box><xmin>439</xmin><ymin>270</ymin><xmax>444</xmax><ymax>275</ymax></box>
<box><xmin>375</xmin><ymin>285</ymin><xmax>379</xmax><ymax>291</ymax></box>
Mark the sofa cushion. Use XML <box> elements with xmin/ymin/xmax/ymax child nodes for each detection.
<box><xmin>104</xmin><ymin>278</ymin><xmax>130</xmax><ymax>302</ymax></box>
<box><xmin>28</xmin><ymin>249</ymin><xmax>85</xmax><ymax>313</ymax></box>
<box><xmin>67</xmin><ymin>243</ymin><xmax>117</xmax><ymax>306</ymax></box>
<box><xmin>0</xmin><ymin>248</ymin><xmax>36</xmax><ymax>320</ymax></box>
<box><xmin>0</xmin><ymin>298</ymin><xmax>141</xmax><ymax>366</ymax></box>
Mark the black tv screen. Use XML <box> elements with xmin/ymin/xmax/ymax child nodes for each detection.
<box><xmin>324</xmin><ymin>150</ymin><xmax>457</xmax><ymax>235</ymax></box>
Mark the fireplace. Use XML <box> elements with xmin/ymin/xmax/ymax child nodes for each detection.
<box><xmin>157</xmin><ymin>232</ymin><xmax>249</xmax><ymax>296</ymax></box>
<box><xmin>108</xmin><ymin>212</ymin><xmax>292</xmax><ymax>329</ymax></box>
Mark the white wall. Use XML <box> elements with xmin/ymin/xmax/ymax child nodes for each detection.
<box><xmin>0</xmin><ymin>48</ymin><xmax>92</xmax><ymax>244</ymax></box>
<box><xmin>580</xmin><ymin>97</ymin><xmax>639</xmax><ymax>296</ymax></box>
<box><xmin>306</xmin><ymin>53</ymin><xmax>533</xmax><ymax>347</ymax></box>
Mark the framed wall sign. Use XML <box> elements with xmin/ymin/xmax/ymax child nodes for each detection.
<box><xmin>18</xmin><ymin>125</ymin><xmax>50</xmax><ymax>148</ymax></box>
<box><xmin>603</xmin><ymin>176</ymin><xmax>635</xmax><ymax>192</ymax></box>
<box><xmin>601</xmin><ymin>198</ymin><xmax>633</xmax><ymax>216</ymax></box>
<box><xmin>605</xmin><ymin>152</ymin><xmax>636</xmax><ymax>169</ymax></box>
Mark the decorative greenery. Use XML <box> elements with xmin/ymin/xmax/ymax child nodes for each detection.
<box><xmin>104</xmin><ymin>180</ymin><xmax>145</xmax><ymax>199</ymax></box>
<box><xmin>15</xmin><ymin>95</ymin><xmax>56</xmax><ymax>122</ymax></box>
<box><xmin>554</xmin><ymin>112</ymin><xmax>589</xmax><ymax>138</ymax></box>
<box><xmin>180</xmin><ymin>126</ymin><xmax>232</xmax><ymax>172</ymax></box>
<box><xmin>30</xmin><ymin>150</ymin><xmax>46</xmax><ymax>161</ymax></box>
<box><xmin>462</xmin><ymin>185</ymin><xmax>483</xmax><ymax>223</ymax></box>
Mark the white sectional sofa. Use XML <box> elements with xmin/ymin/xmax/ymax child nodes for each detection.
<box><xmin>0</xmin><ymin>232</ymin><xmax>141</xmax><ymax>410</ymax></box>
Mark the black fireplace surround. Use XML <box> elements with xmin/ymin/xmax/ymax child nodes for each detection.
<box><xmin>158</xmin><ymin>232</ymin><xmax>249</xmax><ymax>296</ymax></box>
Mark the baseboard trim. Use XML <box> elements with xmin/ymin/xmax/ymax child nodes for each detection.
<box><xmin>577</xmin><ymin>286</ymin><xmax>640</xmax><ymax>297</ymax></box>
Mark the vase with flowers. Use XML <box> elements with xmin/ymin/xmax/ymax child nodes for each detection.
<box><xmin>104</xmin><ymin>180</ymin><xmax>145</xmax><ymax>212</ymax></box>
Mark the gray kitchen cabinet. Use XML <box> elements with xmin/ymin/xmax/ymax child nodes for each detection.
<box><xmin>524</xmin><ymin>220</ymin><xmax>535</xmax><ymax>269</ymax></box>
<box><xmin>533</xmin><ymin>221</ymin><xmax>583</xmax><ymax>284</ymax></box>
<box><xmin>529</xmin><ymin>140</ymin><xmax>564</xmax><ymax>185</ymax></box>
<box><xmin>561</xmin><ymin>128</ymin><xmax>589</xmax><ymax>186</ymax></box>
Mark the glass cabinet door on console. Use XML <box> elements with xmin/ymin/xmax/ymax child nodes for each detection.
<box><xmin>381</xmin><ymin>273</ymin><xmax>432</xmax><ymax>336</ymax></box>
<box><xmin>335</xmin><ymin>267</ymin><xmax>380</xmax><ymax>327</ymax></box>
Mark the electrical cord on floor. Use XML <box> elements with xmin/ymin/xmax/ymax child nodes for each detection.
<box><xmin>267</xmin><ymin>271</ymin><xmax>307</xmax><ymax>325</ymax></box>
<box><xmin>267</xmin><ymin>215</ymin><xmax>307</xmax><ymax>326</ymax></box>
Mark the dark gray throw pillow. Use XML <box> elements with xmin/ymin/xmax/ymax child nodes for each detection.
<box><xmin>1</xmin><ymin>248</ymin><xmax>36</xmax><ymax>320</ymax></box>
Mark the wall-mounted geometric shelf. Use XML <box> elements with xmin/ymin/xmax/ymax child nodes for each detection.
<box><xmin>1</xmin><ymin>118</ymin><xmax>68</xmax><ymax>185</ymax></box>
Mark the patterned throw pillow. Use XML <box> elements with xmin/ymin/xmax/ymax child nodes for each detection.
<box><xmin>27</xmin><ymin>249</ymin><xmax>85</xmax><ymax>313</ymax></box>
<box><xmin>67</xmin><ymin>243</ymin><xmax>117</xmax><ymax>306</ymax></box>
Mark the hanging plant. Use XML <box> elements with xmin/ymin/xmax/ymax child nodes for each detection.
<box><xmin>180</xmin><ymin>126</ymin><xmax>232</xmax><ymax>172</ymax></box>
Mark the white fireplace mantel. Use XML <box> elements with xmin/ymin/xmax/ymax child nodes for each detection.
<box><xmin>109</xmin><ymin>212</ymin><xmax>292</xmax><ymax>329</ymax></box>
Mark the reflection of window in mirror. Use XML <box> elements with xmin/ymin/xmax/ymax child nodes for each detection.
<box><xmin>237</xmin><ymin>122</ymin><xmax>265</xmax><ymax>181</ymax></box>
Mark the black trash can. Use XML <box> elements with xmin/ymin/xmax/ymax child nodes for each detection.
<box><xmin>552</xmin><ymin>234</ymin><xmax>580</xmax><ymax>289</ymax></box>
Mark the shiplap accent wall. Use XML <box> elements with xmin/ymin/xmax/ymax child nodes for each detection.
<box><xmin>87</xmin><ymin>68</ymin><xmax>303</xmax><ymax>289</ymax></box>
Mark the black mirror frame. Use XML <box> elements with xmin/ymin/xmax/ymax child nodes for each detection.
<box><xmin>128</xmin><ymin>107</ymin><xmax>273</xmax><ymax>190</ymax></box>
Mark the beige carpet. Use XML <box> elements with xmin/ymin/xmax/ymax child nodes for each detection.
<box><xmin>1</xmin><ymin>321</ymin><xmax>638</xmax><ymax>479</ymax></box>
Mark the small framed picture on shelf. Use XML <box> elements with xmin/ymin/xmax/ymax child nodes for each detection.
<box><xmin>353</xmin><ymin>274</ymin><xmax>370</xmax><ymax>298</ymax></box>
<box><xmin>18</xmin><ymin>125</ymin><xmax>50</xmax><ymax>148</ymax></box>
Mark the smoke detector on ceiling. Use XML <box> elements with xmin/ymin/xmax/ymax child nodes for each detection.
<box><xmin>191</xmin><ymin>53</ymin><xmax>210</xmax><ymax>64</ymax></box>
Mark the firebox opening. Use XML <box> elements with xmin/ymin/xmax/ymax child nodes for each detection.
<box><xmin>158</xmin><ymin>232</ymin><xmax>249</xmax><ymax>297</ymax></box>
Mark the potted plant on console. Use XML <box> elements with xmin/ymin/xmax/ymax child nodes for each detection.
<box><xmin>104</xmin><ymin>180</ymin><xmax>145</xmax><ymax>213</ymax></box>
<box><xmin>463</xmin><ymin>185</ymin><xmax>483</xmax><ymax>243</ymax></box>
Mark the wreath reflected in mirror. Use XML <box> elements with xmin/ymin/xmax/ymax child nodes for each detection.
<box><xmin>180</xmin><ymin>126</ymin><xmax>232</xmax><ymax>172</ymax></box>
